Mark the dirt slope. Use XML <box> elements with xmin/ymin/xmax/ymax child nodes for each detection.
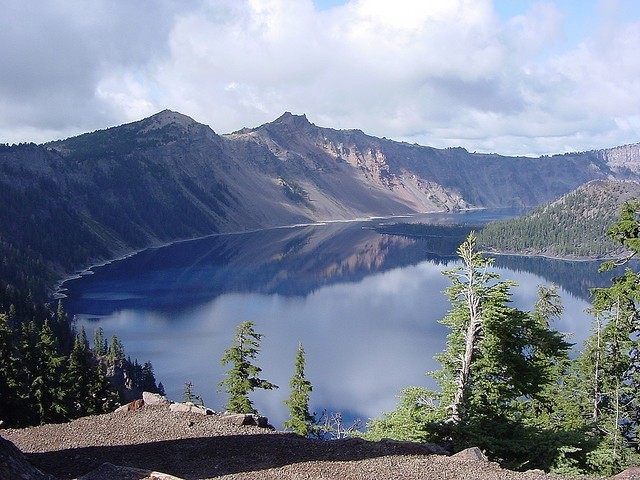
<box><xmin>1</xmin><ymin>405</ymin><xmax>601</xmax><ymax>480</ymax></box>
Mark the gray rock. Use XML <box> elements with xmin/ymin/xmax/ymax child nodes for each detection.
<box><xmin>77</xmin><ymin>462</ymin><xmax>185</xmax><ymax>480</ymax></box>
<box><xmin>169</xmin><ymin>402</ymin><xmax>213</xmax><ymax>415</ymax></box>
<box><xmin>452</xmin><ymin>446</ymin><xmax>487</xmax><ymax>462</ymax></box>
<box><xmin>220</xmin><ymin>413</ymin><xmax>256</xmax><ymax>426</ymax></box>
<box><xmin>612</xmin><ymin>466</ymin><xmax>640</xmax><ymax>479</ymax></box>
<box><xmin>0</xmin><ymin>435</ymin><xmax>55</xmax><ymax>480</ymax></box>
<box><xmin>142</xmin><ymin>391</ymin><xmax>172</xmax><ymax>406</ymax></box>
<box><xmin>524</xmin><ymin>469</ymin><xmax>546</xmax><ymax>475</ymax></box>
<box><xmin>113</xmin><ymin>404</ymin><xmax>129</xmax><ymax>414</ymax></box>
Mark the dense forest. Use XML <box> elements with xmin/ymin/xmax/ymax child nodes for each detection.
<box><xmin>476</xmin><ymin>180</ymin><xmax>640</xmax><ymax>258</ymax></box>
<box><xmin>0</xmin><ymin>289</ymin><xmax>164</xmax><ymax>427</ymax></box>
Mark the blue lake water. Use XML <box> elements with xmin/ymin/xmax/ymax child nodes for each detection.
<box><xmin>61</xmin><ymin>210</ymin><xmax>610</xmax><ymax>428</ymax></box>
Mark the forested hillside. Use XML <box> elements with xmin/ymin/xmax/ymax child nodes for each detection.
<box><xmin>477</xmin><ymin>180</ymin><xmax>640</xmax><ymax>258</ymax></box>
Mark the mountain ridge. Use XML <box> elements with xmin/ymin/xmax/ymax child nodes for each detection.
<box><xmin>0</xmin><ymin>110</ymin><xmax>638</xmax><ymax>303</ymax></box>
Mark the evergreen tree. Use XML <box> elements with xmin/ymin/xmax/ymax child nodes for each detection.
<box><xmin>107</xmin><ymin>335</ymin><xmax>125</xmax><ymax>361</ymax></box>
<box><xmin>32</xmin><ymin>319</ymin><xmax>67</xmax><ymax>424</ymax></box>
<box><xmin>65</xmin><ymin>326</ymin><xmax>115</xmax><ymax>417</ymax></box>
<box><xmin>574</xmin><ymin>199</ymin><xmax>640</xmax><ymax>474</ymax></box>
<box><xmin>16</xmin><ymin>320</ymin><xmax>41</xmax><ymax>425</ymax></box>
<box><xmin>435</xmin><ymin>234</ymin><xmax>570</xmax><ymax>427</ymax></box>
<box><xmin>0</xmin><ymin>312</ymin><xmax>17</xmax><ymax>423</ymax></box>
<box><xmin>363</xmin><ymin>234</ymin><xmax>572</xmax><ymax>469</ymax></box>
<box><xmin>93</xmin><ymin>327</ymin><xmax>107</xmax><ymax>356</ymax></box>
<box><xmin>66</xmin><ymin>327</ymin><xmax>94</xmax><ymax>417</ymax></box>
<box><xmin>218</xmin><ymin>321</ymin><xmax>278</xmax><ymax>414</ymax></box>
<box><xmin>140</xmin><ymin>360</ymin><xmax>158</xmax><ymax>392</ymax></box>
<box><xmin>284</xmin><ymin>342</ymin><xmax>315</xmax><ymax>436</ymax></box>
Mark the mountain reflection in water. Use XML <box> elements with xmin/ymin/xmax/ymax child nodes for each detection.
<box><xmin>62</xmin><ymin>213</ymin><xmax>607</xmax><ymax>428</ymax></box>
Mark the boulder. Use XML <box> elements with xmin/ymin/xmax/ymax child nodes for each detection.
<box><xmin>77</xmin><ymin>462</ymin><xmax>184</xmax><ymax>480</ymax></box>
<box><xmin>0</xmin><ymin>435</ymin><xmax>55</xmax><ymax>480</ymax></box>
<box><xmin>255</xmin><ymin>416</ymin><xmax>270</xmax><ymax>428</ymax></box>
<box><xmin>219</xmin><ymin>413</ymin><xmax>272</xmax><ymax>428</ymax></box>
<box><xmin>169</xmin><ymin>402</ymin><xmax>213</xmax><ymax>415</ymax></box>
<box><xmin>114</xmin><ymin>398</ymin><xmax>144</xmax><ymax>413</ymax></box>
<box><xmin>142</xmin><ymin>391</ymin><xmax>172</xmax><ymax>406</ymax></box>
<box><xmin>452</xmin><ymin>446</ymin><xmax>488</xmax><ymax>462</ymax></box>
<box><xmin>220</xmin><ymin>413</ymin><xmax>256</xmax><ymax>426</ymax></box>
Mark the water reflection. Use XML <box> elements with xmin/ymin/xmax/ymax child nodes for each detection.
<box><xmin>62</xmin><ymin>215</ymin><xmax>603</xmax><ymax>428</ymax></box>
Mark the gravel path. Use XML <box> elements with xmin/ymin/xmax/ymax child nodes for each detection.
<box><xmin>1</xmin><ymin>406</ymin><xmax>601</xmax><ymax>480</ymax></box>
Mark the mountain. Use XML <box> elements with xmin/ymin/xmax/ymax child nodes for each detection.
<box><xmin>1</xmin><ymin>110</ymin><xmax>639</xmax><ymax>303</ymax></box>
<box><xmin>477</xmin><ymin>179</ymin><xmax>640</xmax><ymax>258</ymax></box>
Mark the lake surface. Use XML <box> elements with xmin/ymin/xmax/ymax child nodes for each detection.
<box><xmin>61</xmin><ymin>210</ymin><xmax>612</xmax><ymax>428</ymax></box>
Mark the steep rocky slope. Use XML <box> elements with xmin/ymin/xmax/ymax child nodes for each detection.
<box><xmin>0</xmin><ymin>110</ymin><xmax>638</xmax><ymax>286</ymax></box>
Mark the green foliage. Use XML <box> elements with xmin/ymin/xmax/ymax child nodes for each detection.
<box><xmin>183</xmin><ymin>381</ymin><xmax>204</xmax><ymax>406</ymax></box>
<box><xmin>218</xmin><ymin>321</ymin><xmax>278</xmax><ymax>414</ymax></box>
<box><xmin>477</xmin><ymin>180</ymin><xmax>639</xmax><ymax>258</ymax></box>
<box><xmin>0</xmin><ymin>298</ymin><xmax>160</xmax><ymax>427</ymax></box>
<box><xmin>363</xmin><ymin>233</ymin><xmax>573</xmax><ymax>471</ymax></box>
<box><xmin>435</xmin><ymin>234</ymin><xmax>571</xmax><ymax>426</ymax></box>
<box><xmin>571</xmin><ymin>198</ymin><xmax>640</xmax><ymax>474</ymax></box>
<box><xmin>278</xmin><ymin>177</ymin><xmax>311</xmax><ymax>205</ymax></box>
<box><xmin>283</xmin><ymin>343</ymin><xmax>315</xmax><ymax>436</ymax></box>
<box><xmin>363</xmin><ymin>387</ymin><xmax>444</xmax><ymax>443</ymax></box>
<box><xmin>93</xmin><ymin>327</ymin><xmax>107</xmax><ymax>356</ymax></box>
<box><xmin>66</xmin><ymin>327</ymin><xmax>118</xmax><ymax>418</ymax></box>
<box><xmin>107</xmin><ymin>335</ymin><xmax>125</xmax><ymax>361</ymax></box>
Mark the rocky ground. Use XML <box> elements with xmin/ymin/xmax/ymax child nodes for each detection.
<box><xmin>1</xmin><ymin>405</ymin><xmax>605</xmax><ymax>480</ymax></box>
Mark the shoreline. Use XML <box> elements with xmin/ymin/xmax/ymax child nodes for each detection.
<box><xmin>483</xmin><ymin>248</ymin><xmax>619</xmax><ymax>263</ymax></box>
<box><xmin>51</xmin><ymin>209</ymin><xmax>456</xmax><ymax>300</ymax></box>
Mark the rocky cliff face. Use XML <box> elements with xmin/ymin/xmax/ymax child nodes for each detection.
<box><xmin>598</xmin><ymin>143</ymin><xmax>640</xmax><ymax>176</ymax></box>
<box><xmin>0</xmin><ymin>110</ymin><xmax>637</xmax><ymax>278</ymax></box>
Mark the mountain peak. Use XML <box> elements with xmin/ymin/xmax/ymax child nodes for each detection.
<box><xmin>272</xmin><ymin>112</ymin><xmax>312</xmax><ymax>128</ymax></box>
<box><xmin>142</xmin><ymin>110</ymin><xmax>199</xmax><ymax>131</ymax></box>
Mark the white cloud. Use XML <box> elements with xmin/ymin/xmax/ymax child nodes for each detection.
<box><xmin>1</xmin><ymin>0</ymin><xmax>639</xmax><ymax>155</ymax></box>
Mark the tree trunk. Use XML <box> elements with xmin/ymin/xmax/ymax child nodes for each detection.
<box><xmin>449</xmin><ymin>264</ymin><xmax>482</xmax><ymax>424</ymax></box>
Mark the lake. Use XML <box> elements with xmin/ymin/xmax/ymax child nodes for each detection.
<box><xmin>61</xmin><ymin>210</ymin><xmax>610</xmax><ymax>428</ymax></box>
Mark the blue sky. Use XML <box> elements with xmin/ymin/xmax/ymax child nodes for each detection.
<box><xmin>1</xmin><ymin>0</ymin><xmax>639</xmax><ymax>156</ymax></box>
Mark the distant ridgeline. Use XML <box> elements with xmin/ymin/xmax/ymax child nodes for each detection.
<box><xmin>476</xmin><ymin>180</ymin><xmax>640</xmax><ymax>259</ymax></box>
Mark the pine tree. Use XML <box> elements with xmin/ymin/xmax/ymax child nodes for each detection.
<box><xmin>284</xmin><ymin>342</ymin><xmax>315</xmax><ymax>436</ymax></box>
<box><xmin>434</xmin><ymin>233</ymin><xmax>571</xmax><ymax>463</ymax></box>
<box><xmin>93</xmin><ymin>327</ymin><xmax>107</xmax><ymax>356</ymax></box>
<box><xmin>361</xmin><ymin>235</ymin><xmax>572</xmax><ymax>469</ymax></box>
<box><xmin>561</xmin><ymin>199</ymin><xmax>640</xmax><ymax>475</ymax></box>
<box><xmin>107</xmin><ymin>335</ymin><xmax>125</xmax><ymax>361</ymax></box>
<box><xmin>140</xmin><ymin>360</ymin><xmax>158</xmax><ymax>392</ymax></box>
<box><xmin>32</xmin><ymin>319</ymin><xmax>67</xmax><ymax>424</ymax></box>
<box><xmin>218</xmin><ymin>321</ymin><xmax>278</xmax><ymax>414</ymax></box>
<box><xmin>0</xmin><ymin>312</ymin><xmax>17</xmax><ymax>423</ymax></box>
<box><xmin>66</xmin><ymin>327</ymin><xmax>94</xmax><ymax>417</ymax></box>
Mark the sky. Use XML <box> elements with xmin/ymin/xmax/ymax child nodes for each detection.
<box><xmin>1</xmin><ymin>0</ymin><xmax>640</xmax><ymax>156</ymax></box>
